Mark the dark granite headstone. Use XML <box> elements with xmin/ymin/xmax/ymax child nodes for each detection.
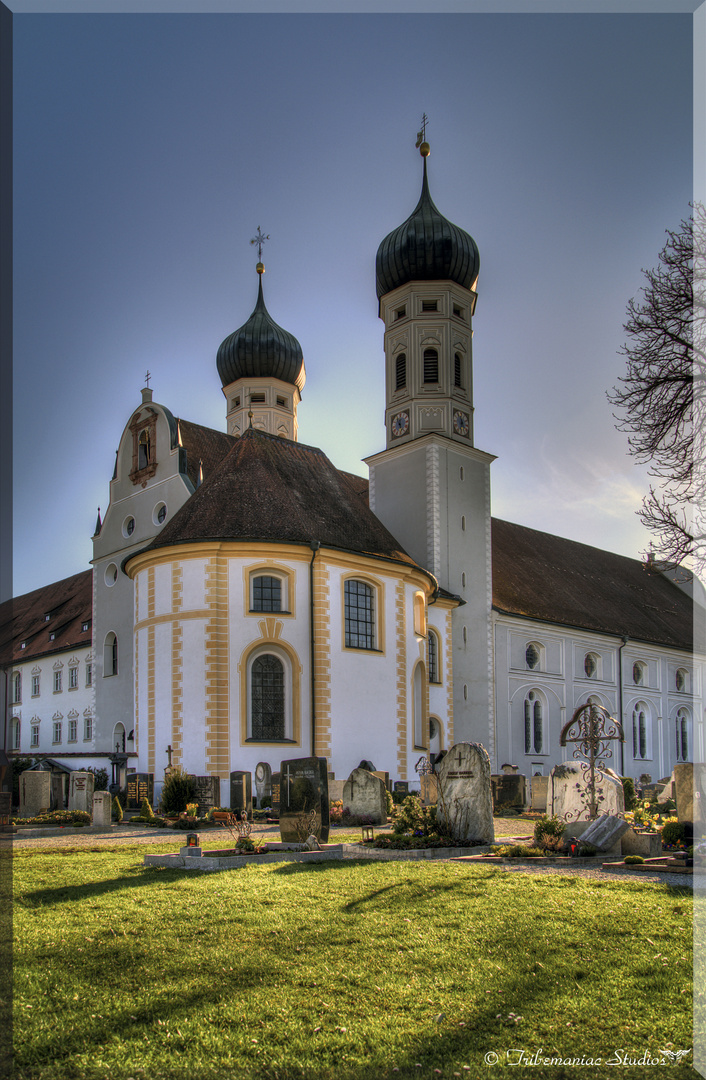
<box><xmin>229</xmin><ymin>771</ymin><xmax>253</xmax><ymax>820</ymax></box>
<box><xmin>279</xmin><ymin>757</ymin><xmax>330</xmax><ymax>843</ymax></box>
<box><xmin>393</xmin><ymin>781</ymin><xmax>409</xmax><ymax>795</ymax></box>
<box><xmin>270</xmin><ymin>771</ymin><xmax>281</xmax><ymax>816</ymax></box>
<box><xmin>126</xmin><ymin>773</ymin><xmax>154</xmax><ymax>811</ymax></box>
<box><xmin>491</xmin><ymin>773</ymin><xmax>527</xmax><ymax>812</ymax></box>
<box><xmin>0</xmin><ymin>792</ymin><xmax>10</xmax><ymax>825</ymax></box>
<box><xmin>190</xmin><ymin>775</ymin><xmax>220</xmax><ymax>816</ymax></box>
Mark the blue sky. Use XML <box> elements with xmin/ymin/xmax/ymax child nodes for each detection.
<box><xmin>11</xmin><ymin>11</ymin><xmax>695</xmax><ymax>596</ymax></box>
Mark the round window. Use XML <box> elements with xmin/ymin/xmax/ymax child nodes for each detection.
<box><xmin>153</xmin><ymin>503</ymin><xmax>167</xmax><ymax>525</ymax></box>
<box><xmin>104</xmin><ymin>564</ymin><xmax>118</xmax><ymax>587</ymax></box>
<box><xmin>123</xmin><ymin>517</ymin><xmax>135</xmax><ymax>538</ymax></box>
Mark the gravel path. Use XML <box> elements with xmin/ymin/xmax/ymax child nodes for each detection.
<box><xmin>8</xmin><ymin>822</ymin><xmax>692</xmax><ymax>886</ymax></box>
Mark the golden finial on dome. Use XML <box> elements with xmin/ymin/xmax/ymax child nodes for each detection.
<box><xmin>250</xmin><ymin>226</ymin><xmax>270</xmax><ymax>273</ymax></box>
<box><xmin>415</xmin><ymin>112</ymin><xmax>430</xmax><ymax>157</ymax></box>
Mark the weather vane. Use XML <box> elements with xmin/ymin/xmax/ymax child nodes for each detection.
<box><xmin>250</xmin><ymin>226</ymin><xmax>270</xmax><ymax>262</ymax></box>
<box><xmin>415</xmin><ymin>113</ymin><xmax>428</xmax><ymax>148</ymax></box>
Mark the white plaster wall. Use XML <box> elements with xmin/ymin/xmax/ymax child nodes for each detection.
<box><xmin>181</xmin><ymin>559</ymin><xmax>207</xmax><ymax>611</ymax></box>
<box><xmin>180</xmin><ymin>617</ymin><xmax>208</xmax><ymax>771</ymax></box>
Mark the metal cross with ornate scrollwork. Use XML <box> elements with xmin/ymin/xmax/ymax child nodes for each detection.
<box><xmin>250</xmin><ymin>226</ymin><xmax>270</xmax><ymax>261</ymax></box>
<box><xmin>559</xmin><ymin>702</ymin><xmax>625</xmax><ymax>821</ymax></box>
<box><xmin>415</xmin><ymin>113</ymin><xmax>428</xmax><ymax>148</ymax></box>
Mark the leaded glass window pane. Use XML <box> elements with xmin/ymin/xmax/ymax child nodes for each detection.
<box><xmin>533</xmin><ymin>701</ymin><xmax>543</xmax><ymax>754</ymax></box>
<box><xmin>524</xmin><ymin>698</ymin><xmax>531</xmax><ymax>754</ymax></box>
<box><xmin>251</xmin><ymin>655</ymin><xmax>285</xmax><ymax>740</ymax></box>
<box><xmin>344</xmin><ymin>580</ymin><xmax>374</xmax><ymax>649</ymax></box>
<box><xmin>526</xmin><ymin>643</ymin><xmax>539</xmax><ymax>670</ymax></box>
<box><xmin>584</xmin><ymin>653</ymin><xmax>596</xmax><ymax>678</ymax></box>
<box><xmin>253</xmin><ymin>576</ymin><xmax>282</xmax><ymax>612</ymax></box>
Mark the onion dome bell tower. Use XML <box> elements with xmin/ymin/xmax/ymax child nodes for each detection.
<box><xmin>375</xmin><ymin>139</ymin><xmax>480</xmax><ymax>450</ymax></box>
<box><xmin>217</xmin><ymin>250</ymin><xmax>306</xmax><ymax>440</ymax></box>
<box><xmin>366</xmin><ymin>134</ymin><xmax>495</xmax><ymax>755</ymax></box>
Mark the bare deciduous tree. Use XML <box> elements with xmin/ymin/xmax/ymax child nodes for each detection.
<box><xmin>608</xmin><ymin>203</ymin><xmax>706</xmax><ymax>572</ymax></box>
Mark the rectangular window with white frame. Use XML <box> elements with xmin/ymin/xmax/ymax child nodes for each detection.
<box><xmin>69</xmin><ymin>667</ymin><xmax>78</xmax><ymax>689</ymax></box>
<box><xmin>68</xmin><ymin>718</ymin><xmax>77</xmax><ymax>742</ymax></box>
<box><xmin>31</xmin><ymin>724</ymin><xmax>39</xmax><ymax>748</ymax></box>
<box><xmin>84</xmin><ymin>715</ymin><xmax>92</xmax><ymax>741</ymax></box>
<box><xmin>53</xmin><ymin>671</ymin><xmax>62</xmax><ymax>693</ymax></box>
<box><xmin>52</xmin><ymin>720</ymin><xmax>62</xmax><ymax>744</ymax></box>
<box><xmin>31</xmin><ymin>674</ymin><xmax>40</xmax><ymax>697</ymax></box>
<box><xmin>86</xmin><ymin>663</ymin><xmax>93</xmax><ymax>687</ymax></box>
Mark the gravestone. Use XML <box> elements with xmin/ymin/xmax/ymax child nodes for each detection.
<box><xmin>491</xmin><ymin>773</ymin><xmax>526</xmax><ymax>811</ymax></box>
<box><xmin>549</xmin><ymin>761</ymin><xmax>624</xmax><ymax>821</ymax></box>
<box><xmin>530</xmin><ymin>775</ymin><xmax>548</xmax><ymax>812</ymax></box>
<box><xmin>577</xmin><ymin>814</ymin><xmax>631</xmax><ymax>853</ymax></box>
<box><xmin>0</xmin><ymin>792</ymin><xmax>11</xmax><ymax>825</ymax></box>
<box><xmin>342</xmin><ymin>768</ymin><xmax>387</xmax><ymax>824</ymax></box>
<box><xmin>126</xmin><ymin>773</ymin><xmax>154</xmax><ymax>811</ymax></box>
<box><xmin>92</xmin><ymin>790</ymin><xmax>112</xmax><ymax>827</ymax></box>
<box><xmin>657</xmin><ymin>773</ymin><xmax>675</xmax><ymax>804</ymax></box>
<box><xmin>674</xmin><ymin>763</ymin><xmax>694</xmax><ymax>827</ymax></box>
<box><xmin>230</xmin><ymin>771</ymin><xmax>253</xmax><ymax>820</ymax></box>
<box><xmin>501</xmin><ymin>763</ymin><xmax>519</xmax><ymax>774</ymax></box>
<box><xmin>358</xmin><ymin>760</ymin><xmax>375</xmax><ymax>772</ymax></box>
<box><xmin>190</xmin><ymin>775</ymin><xmax>220</xmax><ymax>816</ymax></box>
<box><xmin>393</xmin><ymin>780</ymin><xmax>409</xmax><ymax>803</ymax></box>
<box><xmin>279</xmin><ymin>757</ymin><xmax>330</xmax><ymax>843</ymax></box>
<box><xmin>329</xmin><ymin>779</ymin><xmax>346</xmax><ymax>803</ymax></box>
<box><xmin>420</xmin><ymin>773</ymin><xmax>438</xmax><ymax>806</ymax></box>
<box><xmin>435</xmin><ymin>743</ymin><xmax>494</xmax><ymax>843</ymax></box>
<box><xmin>50</xmin><ymin>773</ymin><xmax>66</xmax><ymax>810</ymax></box>
<box><xmin>372</xmin><ymin>770</ymin><xmax>390</xmax><ymax>791</ymax></box>
<box><xmin>254</xmin><ymin>762</ymin><xmax>272</xmax><ymax>807</ymax></box>
<box><xmin>69</xmin><ymin>771</ymin><xmax>95</xmax><ymax>814</ymax></box>
<box><xmin>270</xmin><ymin>771</ymin><xmax>281</xmax><ymax>816</ymax></box>
<box><xmin>19</xmin><ymin>770</ymin><xmax>51</xmax><ymax>818</ymax></box>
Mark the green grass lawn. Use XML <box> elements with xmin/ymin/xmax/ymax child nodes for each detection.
<box><xmin>12</xmin><ymin>844</ymin><xmax>695</xmax><ymax>1080</ymax></box>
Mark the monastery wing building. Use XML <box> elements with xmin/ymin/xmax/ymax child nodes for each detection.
<box><xmin>4</xmin><ymin>140</ymin><xmax>702</xmax><ymax>805</ymax></box>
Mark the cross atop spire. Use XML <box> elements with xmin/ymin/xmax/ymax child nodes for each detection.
<box><xmin>144</xmin><ymin>369</ymin><xmax>151</xmax><ymax>388</ymax></box>
<box><xmin>250</xmin><ymin>226</ymin><xmax>270</xmax><ymax>262</ymax></box>
<box><xmin>415</xmin><ymin>113</ymin><xmax>429</xmax><ymax>148</ymax></box>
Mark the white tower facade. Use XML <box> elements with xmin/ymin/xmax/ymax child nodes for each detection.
<box><xmin>365</xmin><ymin>144</ymin><xmax>496</xmax><ymax>758</ymax></box>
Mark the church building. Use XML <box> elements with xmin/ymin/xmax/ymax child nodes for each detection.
<box><xmin>4</xmin><ymin>139</ymin><xmax>701</xmax><ymax>807</ymax></box>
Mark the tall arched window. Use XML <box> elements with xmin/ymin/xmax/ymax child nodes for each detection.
<box><xmin>11</xmin><ymin>718</ymin><xmax>20</xmax><ymax>750</ymax></box>
<box><xmin>524</xmin><ymin>691</ymin><xmax>543</xmax><ymax>754</ymax></box>
<box><xmin>104</xmin><ymin>633</ymin><xmax>118</xmax><ymax>677</ymax></box>
<box><xmin>428</xmin><ymin>631</ymin><xmax>440</xmax><ymax>684</ymax></box>
<box><xmin>12</xmin><ymin>673</ymin><xmax>21</xmax><ymax>703</ymax></box>
<box><xmin>344</xmin><ymin>580</ymin><xmax>375</xmax><ymax>649</ymax></box>
<box><xmin>676</xmin><ymin>707</ymin><xmax>689</xmax><ymax>762</ymax></box>
<box><xmin>113</xmin><ymin>722</ymin><xmax>126</xmax><ymax>753</ymax></box>
<box><xmin>423</xmin><ymin>348</ymin><xmax>439</xmax><ymax>384</ymax></box>
<box><xmin>251</xmin><ymin>655</ymin><xmax>285</xmax><ymax>741</ymax></box>
<box><xmin>632</xmin><ymin>702</ymin><xmax>648</xmax><ymax>759</ymax></box>
<box><xmin>395</xmin><ymin>353</ymin><xmax>406</xmax><ymax>390</ymax></box>
<box><xmin>413</xmin><ymin>663</ymin><xmax>426</xmax><ymax>748</ymax></box>
<box><xmin>138</xmin><ymin>429</ymin><xmax>151</xmax><ymax>470</ymax></box>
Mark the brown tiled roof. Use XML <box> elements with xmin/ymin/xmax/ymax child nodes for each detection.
<box><xmin>176</xmin><ymin>418</ymin><xmax>237</xmax><ymax>488</ymax></box>
<box><xmin>130</xmin><ymin>428</ymin><xmax>426</xmax><ymax>574</ymax></box>
<box><xmin>491</xmin><ymin>518</ymin><xmax>696</xmax><ymax>651</ymax></box>
<box><xmin>338</xmin><ymin>471</ymin><xmax>370</xmax><ymax>503</ymax></box>
<box><xmin>0</xmin><ymin>570</ymin><xmax>93</xmax><ymax>667</ymax></box>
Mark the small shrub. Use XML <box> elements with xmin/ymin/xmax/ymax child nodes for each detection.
<box><xmin>661</xmin><ymin>821</ymin><xmax>686</xmax><ymax>848</ymax></box>
<box><xmin>495</xmin><ymin>844</ymin><xmax>545</xmax><ymax>858</ymax></box>
<box><xmin>172</xmin><ymin>815</ymin><xmax>199</xmax><ymax>830</ymax></box>
<box><xmin>160</xmin><ymin>768</ymin><xmax>197</xmax><ymax>816</ymax></box>
<box><xmin>12</xmin><ymin>810</ymin><xmax>91</xmax><ymax>827</ymax></box>
<box><xmin>138</xmin><ymin>798</ymin><xmax>155</xmax><ymax>820</ymax></box>
<box><xmin>329</xmin><ymin>800</ymin><xmax>344</xmax><ymax>824</ymax></box>
<box><xmin>112</xmin><ymin>796</ymin><xmax>123</xmax><ymax>823</ymax></box>
<box><xmin>537</xmin><ymin>831</ymin><xmax>564</xmax><ymax>852</ymax></box>
<box><xmin>624</xmin><ymin>855</ymin><xmax>645</xmax><ymax>865</ymax></box>
<box><xmin>621</xmin><ymin>777</ymin><xmax>637</xmax><ymax>811</ymax></box>
<box><xmin>392</xmin><ymin>796</ymin><xmax>448</xmax><ymax>839</ymax></box>
<box><xmin>533</xmin><ymin>814</ymin><xmax>565</xmax><ymax>848</ymax></box>
<box><xmin>385</xmin><ymin>789</ymin><xmax>393</xmax><ymax>817</ymax></box>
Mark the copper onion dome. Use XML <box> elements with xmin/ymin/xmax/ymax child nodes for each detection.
<box><xmin>375</xmin><ymin>154</ymin><xmax>480</xmax><ymax>300</ymax></box>
<box><xmin>216</xmin><ymin>273</ymin><xmax>305</xmax><ymax>391</ymax></box>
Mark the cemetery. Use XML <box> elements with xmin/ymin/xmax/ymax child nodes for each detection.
<box><xmin>9</xmin><ymin>728</ymin><xmax>698</xmax><ymax>1079</ymax></box>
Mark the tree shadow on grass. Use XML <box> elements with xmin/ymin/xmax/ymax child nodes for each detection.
<box><xmin>18</xmin><ymin>865</ymin><xmax>199</xmax><ymax>907</ymax></box>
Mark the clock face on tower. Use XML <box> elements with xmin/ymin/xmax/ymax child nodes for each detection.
<box><xmin>391</xmin><ymin>411</ymin><xmax>410</xmax><ymax>438</ymax></box>
<box><xmin>453</xmin><ymin>410</ymin><xmax>470</xmax><ymax>437</ymax></box>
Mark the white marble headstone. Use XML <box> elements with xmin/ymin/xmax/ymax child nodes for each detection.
<box><xmin>435</xmin><ymin>743</ymin><xmax>494</xmax><ymax>844</ymax></box>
